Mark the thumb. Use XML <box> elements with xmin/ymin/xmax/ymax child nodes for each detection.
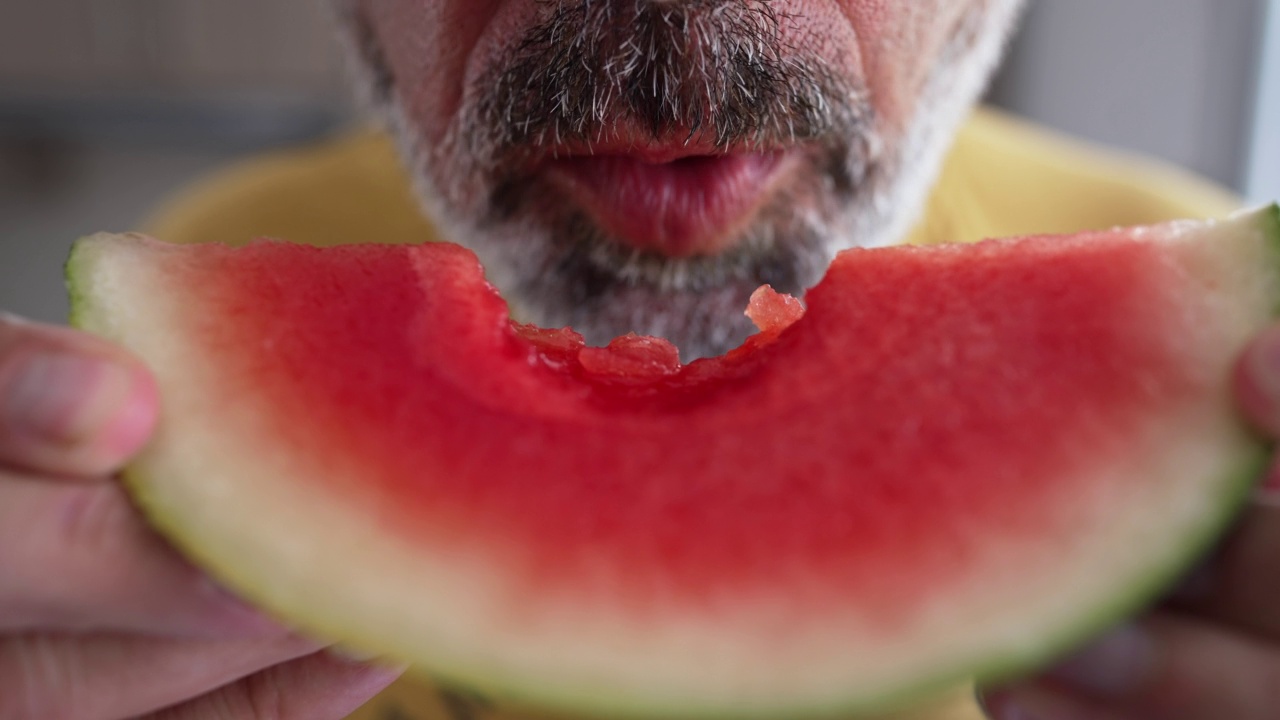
<box><xmin>0</xmin><ymin>313</ymin><xmax>157</xmax><ymax>477</ymax></box>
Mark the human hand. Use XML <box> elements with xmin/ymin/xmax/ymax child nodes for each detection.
<box><xmin>0</xmin><ymin>314</ymin><xmax>403</xmax><ymax>720</ymax></box>
<box><xmin>979</xmin><ymin>325</ymin><xmax>1280</xmax><ymax>720</ymax></box>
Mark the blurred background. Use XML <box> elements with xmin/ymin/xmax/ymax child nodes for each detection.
<box><xmin>1</xmin><ymin>0</ymin><xmax>1278</xmax><ymax>323</ymax></box>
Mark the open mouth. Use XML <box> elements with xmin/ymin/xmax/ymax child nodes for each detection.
<box><xmin>543</xmin><ymin>149</ymin><xmax>795</xmax><ymax>258</ymax></box>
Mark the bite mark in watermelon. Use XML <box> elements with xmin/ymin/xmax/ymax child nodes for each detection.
<box><xmin>66</xmin><ymin>206</ymin><xmax>1280</xmax><ymax>718</ymax></box>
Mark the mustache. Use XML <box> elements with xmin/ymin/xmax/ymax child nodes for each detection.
<box><xmin>443</xmin><ymin>0</ymin><xmax>877</xmax><ymax>359</ymax></box>
<box><xmin>468</xmin><ymin>0</ymin><xmax>870</xmax><ymax>162</ymax></box>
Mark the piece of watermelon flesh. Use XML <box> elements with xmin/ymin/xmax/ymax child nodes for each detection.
<box><xmin>185</xmin><ymin>233</ymin><xmax>1216</xmax><ymax>603</ymax></box>
<box><xmin>65</xmin><ymin>207</ymin><xmax>1279</xmax><ymax>718</ymax></box>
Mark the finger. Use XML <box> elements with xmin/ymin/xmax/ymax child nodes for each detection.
<box><xmin>0</xmin><ymin>471</ymin><xmax>280</xmax><ymax>637</ymax></box>
<box><xmin>985</xmin><ymin>612</ymin><xmax>1280</xmax><ymax>720</ymax></box>
<box><xmin>1254</xmin><ymin>461</ymin><xmax>1280</xmax><ymax>501</ymax></box>
<box><xmin>0</xmin><ymin>632</ymin><xmax>324</xmax><ymax>720</ymax></box>
<box><xmin>1163</xmin><ymin>497</ymin><xmax>1280</xmax><ymax>642</ymax></box>
<box><xmin>1234</xmin><ymin>323</ymin><xmax>1280</xmax><ymax>441</ymax></box>
<box><xmin>0</xmin><ymin>314</ymin><xmax>157</xmax><ymax>476</ymax></box>
<box><xmin>141</xmin><ymin>651</ymin><xmax>405</xmax><ymax>720</ymax></box>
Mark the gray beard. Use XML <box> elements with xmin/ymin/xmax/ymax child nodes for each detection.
<box><xmin>337</xmin><ymin>0</ymin><xmax>1023</xmax><ymax>359</ymax></box>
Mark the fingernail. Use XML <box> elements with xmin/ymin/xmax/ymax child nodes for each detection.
<box><xmin>328</xmin><ymin>647</ymin><xmax>410</xmax><ymax>679</ymax></box>
<box><xmin>3</xmin><ymin>352</ymin><xmax>137</xmax><ymax>444</ymax></box>
<box><xmin>325</xmin><ymin>647</ymin><xmax>410</xmax><ymax>680</ymax></box>
<box><xmin>336</xmin><ymin>653</ymin><xmax>409</xmax><ymax>694</ymax></box>
<box><xmin>1043</xmin><ymin>623</ymin><xmax>1156</xmax><ymax>698</ymax></box>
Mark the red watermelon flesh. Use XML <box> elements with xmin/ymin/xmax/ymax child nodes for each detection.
<box><xmin>66</xmin><ymin>207</ymin><xmax>1279</xmax><ymax>718</ymax></box>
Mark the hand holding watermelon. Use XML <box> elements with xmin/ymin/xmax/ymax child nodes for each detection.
<box><xmin>981</xmin><ymin>327</ymin><xmax>1280</xmax><ymax>720</ymax></box>
<box><xmin>0</xmin><ymin>315</ymin><xmax>403</xmax><ymax>719</ymax></box>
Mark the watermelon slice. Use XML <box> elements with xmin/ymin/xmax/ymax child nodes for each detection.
<box><xmin>67</xmin><ymin>206</ymin><xmax>1279</xmax><ymax>718</ymax></box>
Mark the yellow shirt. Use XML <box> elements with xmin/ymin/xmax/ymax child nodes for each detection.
<box><xmin>143</xmin><ymin>108</ymin><xmax>1241</xmax><ymax>720</ymax></box>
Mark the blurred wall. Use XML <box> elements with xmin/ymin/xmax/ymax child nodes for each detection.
<box><xmin>0</xmin><ymin>0</ymin><xmax>351</xmax><ymax>323</ymax></box>
<box><xmin>0</xmin><ymin>0</ymin><xmax>349</xmax><ymax>147</ymax></box>
<box><xmin>0</xmin><ymin>0</ymin><xmax>344</xmax><ymax>102</ymax></box>
<box><xmin>1246</xmin><ymin>0</ymin><xmax>1280</xmax><ymax>202</ymax></box>
<box><xmin>989</xmin><ymin>0</ymin><xmax>1268</xmax><ymax>192</ymax></box>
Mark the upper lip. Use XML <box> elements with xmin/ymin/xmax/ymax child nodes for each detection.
<box><xmin>528</xmin><ymin>122</ymin><xmax>786</xmax><ymax>166</ymax></box>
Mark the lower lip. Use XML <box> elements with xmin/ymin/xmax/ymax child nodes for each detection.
<box><xmin>545</xmin><ymin>152</ymin><xmax>790</xmax><ymax>258</ymax></box>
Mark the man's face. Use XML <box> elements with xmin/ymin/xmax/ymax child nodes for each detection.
<box><xmin>343</xmin><ymin>0</ymin><xmax>1023</xmax><ymax>358</ymax></box>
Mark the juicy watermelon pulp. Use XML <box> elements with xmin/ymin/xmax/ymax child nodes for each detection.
<box><xmin>68</xmin><ymin>207</ymin><xmax>1279</xmax><ymax>718</ymax></box>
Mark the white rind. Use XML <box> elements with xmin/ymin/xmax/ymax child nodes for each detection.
<box><xmin>67</xmin><ymin>208</ymin><xmax>1279</xmax><ymax>718</ymax></box>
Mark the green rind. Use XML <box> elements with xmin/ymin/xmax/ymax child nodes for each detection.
<box><xmin>64</xmin><ymin>208</ymin><xmax>1280</xmax><ymax>719</ymax></box>
<box><xmin>65</xmin><ymin>239</ymin><xmax>91</xmax><ymax>328</ymax></box>
<box><xmin>117</xmin><ymin>456</ymin><xmax>987</xmax><ymax>720</ymax></box>
<box><xmin>961</xmin><ymin>450</ymin><xmax>1269</xmax><ymax>685</ymax></box>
